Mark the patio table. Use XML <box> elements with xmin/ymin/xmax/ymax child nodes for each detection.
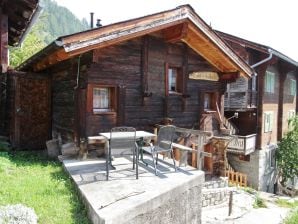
<box><xmin>99</xmin><ymin>131</ymin><xmax>156</xmax><ymax>165</ymax></box>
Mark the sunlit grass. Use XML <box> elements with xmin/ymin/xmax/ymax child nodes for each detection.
<box><xmin>276</xmin><ymin>199</ymin><xmax>298</xmax><ymax>208</ymax></box>
<box><xmin>0</xmin><ymin>151</ymin><xmax>90</xmax><ymax>224</ymax></box>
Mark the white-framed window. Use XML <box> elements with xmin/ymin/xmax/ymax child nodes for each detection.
<box><xmin>87</xmin><ymin>84</ymin><xmax>117</xmax><ymax>114</ymax></box>
<box><xmin>168</xmin><ymin>68</ymin><xmax>178</xmax><ymax>92</ymax></box>
<box><xmin>93</xmin><ymin>87</ymin><xmax>110</xmax><ymax>112</ymax></box>
<box><xmin>290</xmin><ymin>79</ymin><xmax>296</xmax><ymax>96</ymax></box>
<box><xmin>265</xmin><ymin>71</ymin><xmax>275</xmax><ymax>93</ymax></box>
<box><xmin>264</xmin><ymin>111</ymin><xmax>274</xmax><ymax>133</ymax></box>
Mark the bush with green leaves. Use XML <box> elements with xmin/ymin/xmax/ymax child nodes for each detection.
<box><xmin>276</xmin><ymin>115</ymin><xmax>298</xmax><ymax>187</ymax></box>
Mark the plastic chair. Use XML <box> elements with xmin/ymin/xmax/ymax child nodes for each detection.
<box><xmin>106</xmin><ymin>127</ymin><xmax>138</xmax><ymax>180</ymax></box>
<box><xmin>144</xmin><ymin>125</ymin><xmax>177</xmax><ymax>175</ymax></box>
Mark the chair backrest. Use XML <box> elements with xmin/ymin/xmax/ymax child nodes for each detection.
<box><xmin>156</xmin><ymin>125</ymin><xmax>176</xmax><ymax>150</ymax></box>
<box><xmin>110</xmin><ymin>127</ymin><xmax>136</xmax><ymax>156</ymax></box>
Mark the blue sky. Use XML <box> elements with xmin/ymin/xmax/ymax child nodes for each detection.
<box><xmin>56</xmin><ymin>0</ymin><xmax>298</xmax><ymax>62</ymax></box>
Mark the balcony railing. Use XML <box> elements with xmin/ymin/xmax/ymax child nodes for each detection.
<box><xmin>225</xmin><ymin>90</ymin><xmax>257</xmax><ymax>110</ymax></box>
<box><xmin>227</xmin><ymin>134</ymin><xmax>257</xmax><ymax>155</ymax></box>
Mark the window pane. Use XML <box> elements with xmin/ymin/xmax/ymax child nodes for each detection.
<box><xmin>290</xmin><ymin>80</ymin><xmax>296</xmax><ymax>96</ymax></box>
<box><xmin>204</xmin><ymin>93</ymin><xmax>212</xmax><ymax>109</ymax></box>
<box><xmin>168</xmin><ymin>68</ymin><xmax>177</xmax><ymax>92</ymax></box>
<box><xmin>265</xmin><ymin>71</ymin><xmax>275</xmax><ymax>93</ymax></box>
<box><xmin>93</xmin><ymin>88</ymin><xmax>110</xmax><ymax>112</ymax></box>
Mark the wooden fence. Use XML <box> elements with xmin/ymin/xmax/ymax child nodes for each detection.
<box><xmin>225</xmin><ymin>170</ymin><xmax>247</xmax><ymax>187</ymax></box>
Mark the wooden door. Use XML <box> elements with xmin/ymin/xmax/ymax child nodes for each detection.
<box><xmin>11</xmin><ymin>75</ymin><xmax>51</xmax><ymax>150</ymax></box>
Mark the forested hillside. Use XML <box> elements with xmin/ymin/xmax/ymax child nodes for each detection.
<box><xmin>40</xmin><ymin>0</ymin><xmax>89</xmax><ymax>44</ymax></box>
<box><xmin>9</xmin><ymin>0</ymin><xmax>89</xmax><ymax>67</ymax></box>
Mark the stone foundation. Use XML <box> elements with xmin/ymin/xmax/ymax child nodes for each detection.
<box><xmin>202</xmin><ymin>177</ymin><xmax>231</xmax><ymax>207</ymax></box>
<box><xmin>227</xmin><ymin>144</ymin><xmax>277</xmax><ymax>192</ymax></box>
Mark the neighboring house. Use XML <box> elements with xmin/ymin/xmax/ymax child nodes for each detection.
<box><xmin>4</xmin><ymin>5</ymin><xmax>253</xmax><ymax>150</ymax></box>
<box><xmin>0</xmin><ymin>0</ymin><xmax>41</xmax><ymax>135</ymax></box>
<box><xmin>217</xmin><ymin>31</ymin><xmax>298</xmax><ymax>192</ymax></box>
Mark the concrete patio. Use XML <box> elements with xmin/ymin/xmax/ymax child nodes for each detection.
<box><xmin>62</xmin><ymin>155</ymin><xmax>205</xmax><ymax>224</ymax></box>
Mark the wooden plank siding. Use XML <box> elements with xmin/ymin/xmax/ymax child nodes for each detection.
<box><xmin>220</xmin><ymin>31</ymin><xmax>298</xmax><ymax>150</ymax></box>
<box><xmin>50</xmin><ymin>53</ymin><xmax>91</xmax><ymax>142</ymax></box>
<box><xmin>84</xmin><ymin>35</ymin><xmax>225</xmax><ymax>137</ymax></box>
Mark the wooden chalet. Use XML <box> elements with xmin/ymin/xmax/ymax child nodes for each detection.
<box><xmin>5</xmin><ymin>5</ymin><xmax>253</xmax><ymax>154</ymax></box>
<box><xmin>0</xmin><ymin>0</ymin><xmax>41</xmax><ymax>135</ymax></box>
<box><xmin>217</xmin><ymin>31</ymin><xmax>298</xmax><ymax>192</ymax></box>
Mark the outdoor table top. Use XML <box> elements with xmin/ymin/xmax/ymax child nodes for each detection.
<box><xmin>99</xmin><ymin>131</ymin><xmax>156</xmax><ymax>140</ymax></box>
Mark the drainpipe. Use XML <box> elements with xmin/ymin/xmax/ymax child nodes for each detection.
<box><xmin>251</xmin><ymin>49</ymin><xmax>273</xmax><ymax>69</ymax></box>
<box><xmin>74</xmin><ymin>54</ymin><xmax>82</xmax><ymax>89</ymax></box>
<box><xmin>74</xmin><ymin>54</ymin><xmax>82</xmax><ymax>147</ymax></box>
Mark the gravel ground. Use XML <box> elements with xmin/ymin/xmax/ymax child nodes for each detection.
<box><xmin>202</xmin><ymin>189</ymin><xmax>292</xmax><ymax>224</ymax></box>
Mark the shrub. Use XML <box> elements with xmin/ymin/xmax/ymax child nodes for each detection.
<box><xmin>253</xmin><ymin>195</ymin><xmax>267</xmax><ymax>208</ymax></box>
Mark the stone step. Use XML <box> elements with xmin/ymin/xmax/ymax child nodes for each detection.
<box><xmin>202</xmin><ymin>187</ymin><xmax>233</xmax><ymax>207</ymax></box>
<box><xmin>203</xmin><ymin>177</ymin><xmax>228</xmax><ymax>189</ymax></box>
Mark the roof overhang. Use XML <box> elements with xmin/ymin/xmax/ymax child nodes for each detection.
<box><xmin>18</xmin><ymin>5</ymin><xmax>253</xmax><ymax>79</ymax></box>
<box><xmin>1</xmin><ymin>0</ymin><xmax>40</xmax><ymax>46</ymax></box>
<box><xmin>217</xmin><ymin>30</ymin><xmax>298</xmax><ymax>68</ymax></box>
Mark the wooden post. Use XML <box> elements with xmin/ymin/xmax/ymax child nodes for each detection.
<box><xmin>228</xmin><ymin>191</ymin><xmax>233</xmax><ymax>216</ymax></box>
<box><xmin>141</xmin><ymin>35</ymin><xmax>149</xmax><ymax>105</ymax></box>
<box><xmin>197</xmin><ymin>135</ymin><xmax>204</xmax><ymax>169</ymax></box>
<box><xmin>191</xmin><ymin>144</ymin><xmax>197</xmax><ymax>167</ymax></box>
<box><xmin>0</xmin><ymin>10</ymin><xmax>8</xmax><ymax>73</ymax></box>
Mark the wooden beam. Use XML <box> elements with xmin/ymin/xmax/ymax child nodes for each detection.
<box><xmin>33</xmin><ymin>49</ymin><xmax>69</xmax><ymax>72</ymax></box>
<box><xmin>141</xmin><ymin>35</ymin><xmax>150</xmax><ymax>105</ymax></box>
<box><xmin>182</xmin><ymin>43</ymin><xmax>189</xmax><ymax>111</ymax></box>
<box><xmin>277</xmin><ymin>72</ymin><xmax>286</xmax><ymax>141</ymax></box>
<box><xmin>0</xmin><ymin>11</ymin><xmax>8</xmax><ymax>73</ymax></box>
<box><xmin>66</xmin><ymin>20</ymin><xmax>187</xmax><ymax>58</ymax></box>
<box><xmin>163</xmin><ymin>23</ymin><xmax>188</xmax><ymax>43</ymax></box>
<box><xmin>219</xmin><ymin>71</ymin><xmax>240</xmax><ymax>82</ymax></box>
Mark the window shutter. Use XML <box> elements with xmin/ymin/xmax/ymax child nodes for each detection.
<box><xmin>264</xmin><ymin>113</ymin><xmax>269</xmax><ymax>132</ymax></box>
<box><xmin>270</xmin><ymin>74</ymin><xmax>274</xmax><ymax>93</ymax></box>
<box><xmin>264</xmin><ymin>111</ymin><xmax>273</xmax><ymax>132</ymax></box>
<box><xmin>269</xmin><ymin>112</ymin><xmax>273</xmax><ymax>131</ymax></box>
<box><xmin>265</xmin><ymin>71</ymin><xmax>275</xmax><ymax>93</ymax></box>
<box><xmin>290</xmin><ymin>80</ymin><xmax>296</xmax><ymax>96</ymax></box>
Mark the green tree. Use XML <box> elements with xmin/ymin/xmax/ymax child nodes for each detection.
<box><xmin>276</xmin><ymin>115</ymin><xmax>298</xmax><ymax>192</ymax></box>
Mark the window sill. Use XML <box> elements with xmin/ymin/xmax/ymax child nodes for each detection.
<box><xmin>168</xmin><ymin>91</ymin><xmax>182</xmax><ymax>96</ymax></box>
<box><xmin>93</xmin><ymin>111</ymin><xmax>116</xmax><ymax>115</ymax></box>
<box><xmin>204</xmin><ymin>110</ymin><xmax>217</xmax><ymax>113</ymax></box>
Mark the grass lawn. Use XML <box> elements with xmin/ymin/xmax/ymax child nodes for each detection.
<box><xmin>275</xmin><ymin>199</ymin><xmax>298</xmax><ymax>224</ymax></box>
<box><xmin>0</xmin><ymin>151</ymin><xmax>90</xmax><ymax>224</ymax></box>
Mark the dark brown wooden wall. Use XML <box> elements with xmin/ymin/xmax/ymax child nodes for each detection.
<box><xmin>86</xmin><ymin>35</ymin><xmax>224</xmax><ymax>136</ymax></box>
<box><xmin>50</xmin><ymin>53</ymin><xmax>90</xmax><ymax>142</ymax></box>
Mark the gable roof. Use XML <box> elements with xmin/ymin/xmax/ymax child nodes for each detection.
<box><xmin>18</xmin><ymin>5</ymin><xmax>253</xmax><ymax>78</ymax></box>
<box><xmin>216</xmin><ymin>30</ymin><xmax>298</xmax><ymax>67</ymax></box>
<box><xmin>1</xmin><ymin>0</ymin><xmax>41</xmax><ymax>46</ymax></box>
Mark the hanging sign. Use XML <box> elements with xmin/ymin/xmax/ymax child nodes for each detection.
<box><xmin>189</xmin><ymin>72</ymin><xmax>219</xmax><ymax>81</ymax></box>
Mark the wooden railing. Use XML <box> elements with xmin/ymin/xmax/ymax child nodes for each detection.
<box><xmin>225</xmin><ymin>90</ymin><xmax>257</xmax><ymax>110</ymax></box>
<box><xmin>225</xmin><ymin>148</ymin><xmax>248</xmax><ymax>187</ymax></box>
<box><xmin>225</xmin><ymin>170</ymin><xmax>247</xmax><ymax>187</ymax></box>
<box><xmin>223</xmin><ymin>116</ymin><xmax>239</xmax><ymax>135</ymax></box>
<box><xmin>227</xmin><ymin>134</ymin><xmax>256</xmax><ymax>155</ymax></box>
